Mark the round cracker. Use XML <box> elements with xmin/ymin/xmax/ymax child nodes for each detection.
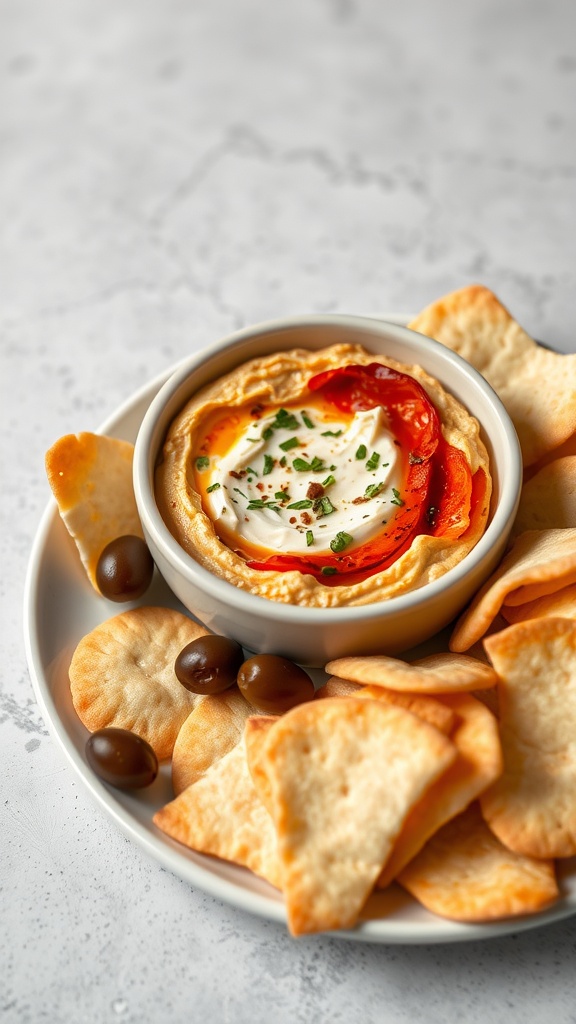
<box><xmin>69</xmin><ymin>606</ymin><xmax>211</xmax><ymax>760</ymax></box>
<box><xmin>324</xmin><ymin>652</ymin><xmax>497</xmax><ymax>693</ymax></box>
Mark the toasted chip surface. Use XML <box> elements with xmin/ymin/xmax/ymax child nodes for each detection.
<box><xmin>69</xmin><ymin>606</ymin><xmax>210</xmax><ymax>760</ymax></box>
<box><xmin>325</xmin><ymin>652</ymin><xmax>497</xmax><ymax>692</ymax></box>
<box><xmin>450</xmin><ymin>529</ymin><xmax>576</xmax><ymax>651</ymax></box>
<box><xmin>409</xmin><ymin>285</ymin><xmax>576</xmax><ymax>466</ymax></box>
<box><xmin>481</xmin><ymin>617</ymin><xmax>576</xmax><ymax>858</ymax></box>
<box><xmin>378</xmin><ymin>693</ymin><xmax>502</xmax><ymax>887</ymax></box>
<box><xmin>154</xmin><ymin>737</ymin><xmax>281</xmax><ymax>888</ymax></box>
<box><xmin>398</xmin><ymin>803</ymin><xmax>558</xmax><ymax>922</ymax></box>
<box><xmin>172</xmin><ymin>687</ymin><xmax>254</xmax><ymax>795</ymax></box>
<box><xmin>500</xmin><ymin>583</ymin><xmax>576</xmax><ymax>626</ymax></box>
<box><xmin>46</xmin><ymin>432</ymin><xmax>143</xmax><ymax>591</ymax></box>
<box><xmin>511</xmin><ymin>456</ymin><xmax>576</xmax><ymax>539</ymax></box>
<box><xmin>316</xmin><ymin>676</ymin><xmax>458</xmax><ymax>733</ymax></box>
<box><xmin>254</xmin><ymin>697</ymin><xmax>456</xmax><ymax>936</ymax></box>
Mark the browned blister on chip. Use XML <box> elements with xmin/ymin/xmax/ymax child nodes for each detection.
<box><xmin>409</xmin><ymin>285</ymin><xmax>576</xmax><ymax>467</ymax></box>
<box><xmin>153</xmin><ymin>736</ymin><xmax>282</xmax><ymax>888</ymax></box>
<box><xmin>325</xmin><ymin>652</ymin><xmax>498</xmax><ymax>693</ymax></box>
<box><xmin>481</xmin><ymin>617</ymin><xmax>576</xmax><ymax>859</ymax></box>
<box><xmin>46</xmin><ymin>432</ymin><xmax>143</xmax><ymax>591</ymax></box>
<box><xmin>251</xmin><ymin>697</ymin><xmax>456</xmax><ymax>936</ymax></box>
<box><xmin>69</xmin><ymin>606</ymin><xmax>211</xmax><ymax>760</ymax></box>
<box><xmin>377</xmin><ymin>693</ymin><xmax>502</xmax><ymax>888</ymax></box>
<box><xmin>398</xmin><ymin>803</ymin><xmax>558</xmax><ymax>922</ymax></box>
<box><xmin>450</xmin><ymin>529</ymin><xmax>576</xmax><ymax>651</ymax></box>
<box><xmin>172</xmin><ymin>687</ymin><xmax>254</xmax><ymax>795</ymax></box>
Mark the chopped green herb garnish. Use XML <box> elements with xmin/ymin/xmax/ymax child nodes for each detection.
<box><xmin>275</xmin><ymin>490</ymin><xmax>290</xmax><ymax>501</ymax></box>
<box><xmin>286</xmin><ymin>499</ymin><xmax>313</xmax><ymax>510</ymax></box>
<box><xmin>321</xmin><ymin>566</ymin><xmax>338</xmax><ymax>576</ymax></box>
<box><xmin>292</xmin><ymin>457</ymin><xmax>311</xmax><ymax>472</ymax></box>
<box><xmin>206</xmin><ymin>482</ymin><xmax>221</xmax><ymax>493</ymax></box>
<box><xmin>321</xmin><ymin>429</ymin><xmax>342</xmax><ymax>437</ymax></box>
<box><xmin>366</xmin><ymin>451</ymin><xmax>380</xmax><ymax>471</ymax></box>
<box><xmin>330</xmin><ymin>531</ymin><xmax>353</xmax><ymax>553</ymax></box>
<box><xmin>247</xmin><ymin>499</ymin><xmax>281</xmax><ymax>513</ymax></box>
<box><xmin>322</xmin><ymin>474</ymin><xmax>336</xmax><ymax>488</ymax></box>
<box><xmin>245</xmin><ymin>466</ymin><xmax>259</xmax><ymax>477</ymax></box>
<box><xmin>273</xmin><ymin>408</ymin><xmax>300</xmax><ymax>432</ymax></box>
<box><xmin>279</xmin><ymin>437</ymin><xmax>300</xmax><ymax>452</ymax></box>
<box><xmin>355</xmin><ymin>444</ymin><xmax>367</xmax><ymax>460</ymax></box>
<box><xmin>195</xmin><ymin>455</ymin><xmax>210</xmax><ymax>470</ymax></box>
<box><xmin>262</xmin><ymin>426</ymin><xmax>274</xmax><ymax>441</ymax></box>
<box><xmin>279</xmin><ymin>455</ymin><xmax>287</xmax><ymax>467</ymax></box>
<box><xmin>364</xmin><ymin>481</ymin><xmax>384</xmax><ymax>499</ymax></box>
<box><xmin>391</xmin><ymin>488</ymin><xmax>405</xmax><ymax>507</ymax></box>
<box><xmin>263</xmin><ymin>454</ymin><xmax>275</xmax><ymax>475</ymax></box>
<box><xmin>302</xmin><ymin>412</ymin><xmax>315</xmax><ymax>429</ymax></box>
<box><xmin>306</xmin><ymin>530</ymin><xmax>314</xmax><ymax>547</ymax></box>
<box><xmin>310</xmin><ymin>456</ymin><xmax>325</xmax><ymax>472</ymax></box>
<box><xmin>319</xmin><ymin>496</ymin><xmax>335</xmax><ymax>516</ymax></box>
<box><xmin>233</xmin><ymin>487</ymin><xmax>248</xmax><ymax>499</ymax></box>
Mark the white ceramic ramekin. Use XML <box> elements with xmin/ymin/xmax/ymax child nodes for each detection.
<box><xmin>134</xmin><ymin>315</ymin><xmax>522</xmax><ymax>665</ymax></box>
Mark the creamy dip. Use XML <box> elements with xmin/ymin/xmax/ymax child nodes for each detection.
<box><xmin>155</xmin><ymin>343</ymin><xmax>492</xmax><ymax>608</ymax></box>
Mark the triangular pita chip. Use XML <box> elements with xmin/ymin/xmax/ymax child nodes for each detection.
<box><xmin>398</xmin><ymin>803</ymin><xmax>558</xmax><ymax>922</ymax></box>
<box><xmin>377</xmin><ymin>693</ymin><xmax>502</xmax><ymax>887</ymax></box>
<box><xmin>511</xmin><ymin>456</ymin><xmax>576</xmax><ymax>539</ymax></box>
<box><xmin>409</xmin><ymin>285</ymin><xmax>576</xmax><ymax>466</ymax></box>
<box><xmin>481</xmin><ymin>617</ymin><xmax>576</xmax><ymax>858</ymax></box>
<box><xmin>450</xmin><ymin>529</ymin><xmax>576</xmax><ymax>651</ymax></box>
<box><xmin>46</xmin><ymin>432</ymin><xmax>143</xmax><ymax>592</ymax></box>
<box><xmin>252</xmin><ymin>697</ymin><xmax>456</xmax><ymax>935</ymax></box>
<box><xmin>154</xmin><ymin>736</ymin><xmax>281</xmax><ymax>888</ymax></box>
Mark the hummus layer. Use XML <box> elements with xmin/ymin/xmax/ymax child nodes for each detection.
<box><xmin>155</xmin><ymin>344</ymin><xmax>492</xmax><ymax>608</ymax></box>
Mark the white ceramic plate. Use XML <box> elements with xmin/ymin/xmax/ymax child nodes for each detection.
<box><xmin>23</xmin><ymin>319</ymin><xmax>576</xmax><ymax>944</ymax></box>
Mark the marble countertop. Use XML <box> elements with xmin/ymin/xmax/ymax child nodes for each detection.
<box><xmin>3</xmin><ymin>1</ymin><xmax>576</xmax><ymax>1021</ymax></box>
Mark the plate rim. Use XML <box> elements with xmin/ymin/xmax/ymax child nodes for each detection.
<box><xmin>23</xmin><ymin>315</ymin><xmax>576</xmax><ymax>944</ymax></box>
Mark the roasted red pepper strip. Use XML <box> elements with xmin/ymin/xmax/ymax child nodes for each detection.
<box><xmin>246</xmin><ymin>363</ymin><xmax>475</xmax><ymax>584</ymax></box>
<box><xmin>425</xmin><ymin>442</ymin><xmax>473</xmax><ymax>539</ymax></box>
<box><xmin>246</xmin><ymin>364</ymin><xmax>436</xmax><ymax>581</ymax></box>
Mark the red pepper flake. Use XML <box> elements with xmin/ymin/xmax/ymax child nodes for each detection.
<box><xmin>306</xmin><ymin>482</ymin><xmax>325</xmax><ymax>499</ymax></box>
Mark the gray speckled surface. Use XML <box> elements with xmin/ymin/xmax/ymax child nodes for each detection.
<box><xmin>3</xmin><ymin>1</ymin><xmax>576</xmax><ymax>1021</ymax></box>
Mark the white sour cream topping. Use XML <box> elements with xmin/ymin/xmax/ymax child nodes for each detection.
<box><xmin>203</xmin><ymin>406</ymin><xmax>404</xmax><ymax>556</ymax></box>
